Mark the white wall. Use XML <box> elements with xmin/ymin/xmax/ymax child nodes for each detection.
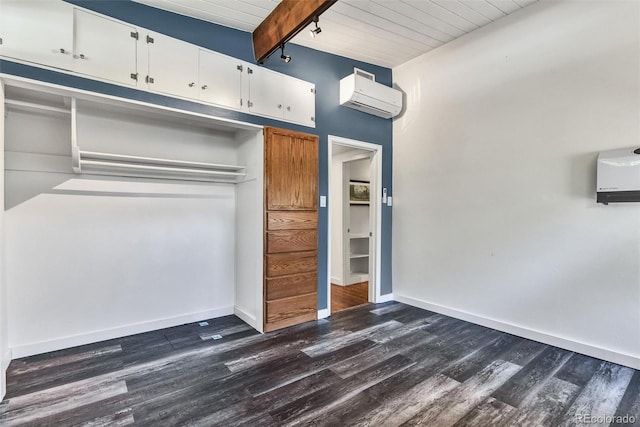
<box><xmin>330</xmin><ymin>154</ymin><xmax>344</xmax><ymax>285</ymax></box>
<box><xmin>0</xmin><ymin>82</ymin><xmax>8</xmax><ymax>399</ymax></box>
<box><xmin>5</xmin><ymin>97</ymin><xmax>240</xmax><ymax>357</ymax></box>
<box><xmin>393</xmin><ymin>0</ymin><xmax>640</xmax><ymax>368</ymax></box>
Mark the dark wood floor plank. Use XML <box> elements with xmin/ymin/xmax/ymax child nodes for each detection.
<box><xmin>453</xmin><ymin>397</ymin><xmax>517</xmax><ymax>427</ymax></box>
<box><xmin>1</xmin><ymin>302</ymin><xmax>638</xmax><ymax>427</ymax></box>
<box><xmin>329</xmin><ymin>329</ymin><xmax>434</xmax><ymax>378</ymax></box>
<box><xmin>403</xmin><ymin>360</ymin><xmax>521</xmax><ymax>426</ymax></box>
<box><xmin>492</xmin><ymin>346</ymin><xmax>574</xmax><ymax>407</ymax></box>
<box><xmin>347</xmin><ymin>373</ymin><xmax>460</xmax><ymax>426</ymax></box>
<box><xmin>268</xmin><ymin>353</ymin><xmax>415</xmax><ymax>424</ymax></box>
<box><xmin>246</xmin><ymin>339</ymin><xmax>378</xmax><ymax>396</ymax></box>
<box><xmin>501</xmin><ymin>338</ymin><xmax>548</xmax><ymax>366</ymax></box>
<box><xmin>611</xmin><ymin>370</ymin><xmax>640</xmax><ymax>426</ymax></box>
<box><xmin>444</xmin><ymin>334</ymin><xmax>521</xmax><ymax>383</ymax></box>
<box><xmin>252</xmin><ymin>368</ymin><xmax>343</xmax><ymax>412</ymax></box>
<box><xmin>557</xmin><ymin>362</ymin><xmax>635</xmax><ymax>426</ymax></box>
<box><xmin>555</xmin><ymin>352</ymin><xmax>603</xmax><ymax>387</ymax></box>
<box><xmin>508</xmin><ymin>377</ymin><xmax>580</xmax><ymax>427</ymax></box>
<box><xmin>301</xmin><ymin>320</ymin><xmax>402</xmax><ymax>357</ymax></box>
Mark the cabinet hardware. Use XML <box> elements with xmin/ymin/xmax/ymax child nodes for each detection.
<box><xmin>240</xmin><ymin>99</ymin><xmax>243</xmax><ymax>106</ymax></box>
<box><xmin>74</xmin><ymin>54</ymin><xmax>86</xmax><ymax>59</ymax></box>
<box><xmin>0</xmin><ymin>38</ymin><xmax>3</xmax><ymax>45</ymax></box>
<box><xmin>311</xmin><ymin>117</ymin><xmax>315</xmax><ymax>122</ymax></box>
<box><xmin>310</xmin><ymin>88</ymin><xmax>315</xmax><ymax>94</ymax></box>
<box><xmin>145</xmin><ymin>75</ymin><xmax>154</xmax><ymax>84</ymax></box>
<box><xmin>146</xmin><ymin>35</ymin><xmax>154</xmax><ymax>44</ymax></box>
<box><xmin>202</xmin><ymin>85</ymin><xmax>208</xmax><ymax>90</ymax></box>
<box><xmin>277</xmin><ymin>104</ymin><xmax>282</xmax><ymax>109</ymax></box>
<box><xmin>286</xmin><ymin>106</ymin><xmax>291</xmax><ymax>111</ymax></box>
<box><xmin>237</xmin><ymin>65</ymin><xmax>243</xmax><ymax>72</ymax></box>
<box><xmin>188</xmin><ymin>82</ymin><xmax>195</xmax><ymax>87</ymax></box>
<box><xmin>130</xmin><ymin>31</ymin><xmax>139</xmax><ymax>40</ymax></box>
<box><xmin>130</xmin><ymin>73</ymin><xmax>138</xmax><ymax>81</ymax></box>
<box><xmin>247</xmin><ymin>68</ymin><xmax>253</xmax><ymax>74</ymax></box>
<box><xmin>59</xmin><ymin>48</ymin><xmax>67</xmax><ymax>54</ymax></box>
<box><xmin>248</xmin><ymin>101</ymin><xmax>253</xmax><ymax>108</ymax></box>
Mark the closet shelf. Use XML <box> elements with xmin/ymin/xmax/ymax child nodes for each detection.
<box><xmin>349</xmin><ymin>253</ymin><xmax>369</xmax><ymax>259</ymax></box>
<box><xmin>5</xmin><ymin>99</ymin><xmax>71</xmax><ymax>116</ymax></box>
<box><xmin>349</xmin><ymin>233</ymin><xmax>369</xmax><ymax>239</ymax></box>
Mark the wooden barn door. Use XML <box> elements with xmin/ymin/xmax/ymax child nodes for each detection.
<box><xmin>264</xmin><ymin>127</ymin><xmax>318</xmax><ymax>332</ymax></box>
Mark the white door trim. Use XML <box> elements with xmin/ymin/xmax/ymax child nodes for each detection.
<box><xmin>327</xmin><ymin>135</ymin><xmax>383</xmax><ymax>315</ymax></box>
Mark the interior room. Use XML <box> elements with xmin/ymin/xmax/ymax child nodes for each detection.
<box><xmin>0</xmin><ymin>0</ymin><xmax>639</xmax><ymax>425</ymax></box>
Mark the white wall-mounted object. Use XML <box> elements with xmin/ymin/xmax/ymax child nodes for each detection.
<box><xmin>596</xmin><ymin>147</ymin><xmax>640</xmax><ymax>204</ymax></box>
<box><xmin>339</xmin><ymin>71</ymin><xmax>402</xmax><ymax>119</ymax></box>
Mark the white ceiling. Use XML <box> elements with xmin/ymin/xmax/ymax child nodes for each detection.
<box><xmin>134</xmin><ymin>0</ymin><xmax>539</xmax><ymax>68</ymax></box>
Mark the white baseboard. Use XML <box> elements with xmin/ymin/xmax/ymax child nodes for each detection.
<box><xmin>234</xmin><ymin>305</ymin><xmax>262</xmax><ymax>333</ymax></box>
<box><xmin>377</xmin><ymin>293</ymin><xmax>394</xmax><ymax>303</ymax></box>
<box><xmin>317</xmin><ymin>308</ymin><xmax>330</xmax><ymax>319</ymax></box>
<box><xmin>1</xmin><ymin>349</ymin><xmax>11</xmax><ymax>400</ymax></box>
<box><xmin>331</xmin><ymin>276</ymin><xmax>343</xmax><ymax>286</ymax></box>
<box><xmin>10</xmin><ymin>307</ymin><xmax>234</xmax><ymax>358</ymax></box>
<box><xmin>395</xmin><ymin>294</ymin><xmax>640</xmax><ymax>370</ymax></box>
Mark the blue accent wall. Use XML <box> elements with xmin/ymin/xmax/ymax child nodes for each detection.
<box><xmin>0</xmin><ymin>0</ymin><xmax>393</xmax><ymax>308</ymax></box>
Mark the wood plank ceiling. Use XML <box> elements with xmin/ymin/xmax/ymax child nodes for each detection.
<box><xmin>133</xmin><ymin>0</ymin><xmax>539</xmax><ymax>68</ymax></box>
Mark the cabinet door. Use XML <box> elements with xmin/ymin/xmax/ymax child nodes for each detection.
<box><xmin>248</xmin><ymin>66</ymin><xmax>284</xmax><ymax>119</ymax></box>
<box><xmin>199</xmin><ymin>49</ymin><xmax>244</xmax><ymax>110</ymax></box>
<box><xmin>265</xmin><ymin>128</ymin><xmax>319</xmax><ymax>211</ymax></box>
<box><xmin>0</xmin><ymin>0</ymin><xmax>73</xmax><ymax>70</ymax></box>
<box><xmin>147</xmin><ymin>32</ymin><xmax>198</xmax><ymax>99</ymax></box>
<box><xmin>283</xmin><ymin>77</ymin><xmax>316</xmax><ymax>127</ymax></box>
<box><xmin>73</xmin><ymin>9</ymin><xmax>138</xmax><ymax>87</ymax></box>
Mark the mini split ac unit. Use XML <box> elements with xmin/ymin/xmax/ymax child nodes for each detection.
<box><xmin>339</xmin><ymin>69</ymin><xmax>403</xmax><ymax>119</ymax></box>
<box><xmin>597</xmin><ymin>147</ymin><xmax>640</xmax><ymax>204</ymax></box>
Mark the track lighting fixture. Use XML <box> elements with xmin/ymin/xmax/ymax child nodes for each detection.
<box><xmin>280</xmin><ymin>44</ymin><xmax>291</xmax><ymax>63</ymax></box>
<box><xmin>309</xmin><ymin>16</ymin><xmax>321</xmax><ymax>38</ymax></box>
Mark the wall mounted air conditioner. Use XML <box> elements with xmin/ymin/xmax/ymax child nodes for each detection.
<box><xmin>339</xmin><ymin>69</ymin><xmax>403</xmax><ymax>119</ymax></box>
<box><xmin>596</xmin><ymin>147</ymin><xmax>640</xmax><ymax>204</ymax></box>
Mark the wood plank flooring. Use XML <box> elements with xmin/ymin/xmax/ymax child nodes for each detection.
<box><xmin>331</xmin><ymin>282</ymin><xmax>368</xmax><ymax>313</ymax></box>
<box><xmin>1</xmin><ymin>302</ymin><xmax>639</xmax><ymax>426</ymax></box>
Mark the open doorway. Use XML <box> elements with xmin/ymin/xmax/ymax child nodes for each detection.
<box><xmin>328</xmin><ymin>135</ymin><xmax>382</xmax><ymax>314</ymax></box>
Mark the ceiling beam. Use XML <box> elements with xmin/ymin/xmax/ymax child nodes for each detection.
<box><xmin>252</xmin><ymin>0</ymin><xmax>337</xmax><ymax>64</ymax></box>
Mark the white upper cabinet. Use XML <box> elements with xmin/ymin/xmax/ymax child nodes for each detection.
<box><xmin>248</xmin><ymin>67</ymin><xmax>316</xmax><ymax>127</ymax></box>
<box><xmin>0</xmin><ymin>0</ymin><xmax>74</xmax><ymax>70</ymax></box>
<box><xmin>0</xmin><ymin>1</ymin><xmax>316</xmax><ymax>127</ymax></box>
<box><xmin>283</xmin><ymin>77</ymin><xmax>315</xmax><ymax>127</ymax></box>
<box><xmin>73</xmin><ymin>9</ymin><xmax>138</xmax><ymax>87</ymax></box>
<box><xmin>146</xmin><ymin>32</ymin><xmax>198</xmax><ymax>99</ymax></box>
<box><xmin>247</xmin><ymin>66</ymin><xmax>284</xmax><ymax>120</ymax></box>
<box><xmin>198</xmin><ymin>49</ymin><xmax>244</xmax><ymax>111</ymax></box>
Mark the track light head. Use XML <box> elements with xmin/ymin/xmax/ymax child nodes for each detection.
<box><xmin>280</xmin><ymin>44</ymin><xmax>291</xmax><ymax>63</ymax></box>
<box><xmin>309</xmin><ymin>16</ymin><xmax>321</xmax><ymax>38</ymax></box>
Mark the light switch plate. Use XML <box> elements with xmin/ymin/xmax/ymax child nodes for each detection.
<box><xmin>387</xmin><ymin>197</ymin><xmax>393</xmax><ymax>206</ymax></box>
<box><xmin>320</xmin><ymin>196</ymin><xmax>327</xmax><ymax>207</ymax></box>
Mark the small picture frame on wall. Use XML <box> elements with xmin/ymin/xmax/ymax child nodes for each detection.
<box><xmin>350</xmin><ymin>181</ymin><xmax>370</xmax><ymax>205</ymax></box>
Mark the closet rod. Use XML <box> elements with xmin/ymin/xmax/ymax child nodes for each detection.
<box><xmin>79</xmin><ymin>150</ymin><xmax>245</xmax><ymax>171</ymax></box>
<box><xmin>81</xmin><ymin>160</ymin><xmax>246</xmax><ymax>177</ymax></box>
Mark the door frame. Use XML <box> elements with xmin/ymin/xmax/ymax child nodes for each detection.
<box><xmin>327</xmin><ymin>135</ymin><xmax>383</xmax><ymax>314</ymax></box>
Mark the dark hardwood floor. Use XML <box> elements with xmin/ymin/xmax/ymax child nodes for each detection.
<box><xmin>331</xmin><ymin>282</ymin><xmax>369</xmax><ymax>313</ymax></box>
<box><xmin>1</xmin><ymin>302</ymin><xmax>639</xmax><ymax>426</ymax></box>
